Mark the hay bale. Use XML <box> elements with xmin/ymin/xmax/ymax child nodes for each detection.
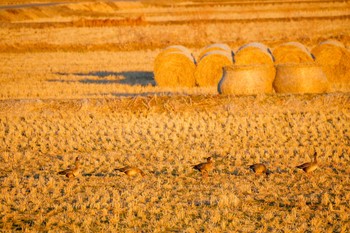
<box><xmin>319</xmin><ymin>39</ymin><xmax>345</xmax><ymax>48</ymax></box>
<box><xmin>154</xmin><ymin>45</ymin><xmax>195</xmax><ymax>68</ymax></box>
<box><xmin>154</xmin><ymin>51</ymin><xmax>196</xmax><ymax>87</ymax></box>
<box><xmin>311</xmin><ymin>41</ymin><xmax>350</xmax><ymax>92</ymax></box>
<box><xmin>194</xmin><ymin>50</ymin><xmax>233</xmax><ymax>87</ymax></box>
<box><xmin>273</xmin><ymin>63</ymin><xmax>329</xmax><ymax>94</ymax></box>
<box><xmin>218</xmin><ymin>64</ymin><xmax>275</xmax><ymax>95</ymax></box>
<box><xmin>198</xmin><ymin>43</ymin><xmax>232</xmax><ymax>60</ymax></box>
<box><xmin>163</xmin><ymin>45</ymin><xmax>193</xmax><ymax>56</ymax></box>
<box><xmin>234</xmin><ymin>42</ymin><xmax>274</xmax><ymax>65</ymax></box>
<box><xmin>273</xmin><ymin>41</ymin><xmax>314</xmax><ymax>64</ymax></box>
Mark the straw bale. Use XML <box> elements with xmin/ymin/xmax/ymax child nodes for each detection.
<box><xmin>154</xmin><ymin>45</ymin><xmax>195</xmax><ymax>68</ymax></box>
<box><xmin>154</xmin><ymin>51</ymin><xmax>196</xmax><ymax>87</ymax></box>
<box><xmin>319</xmin><ymin>39</ymin><xmax>345</xmax><ymax>48</ymax></box>
<box><xmin>218</xmin><ymin>65</ymin><xmax>275</xmax><ymax>95</ymax></box>
<box><xmin>273</xmin><ymin>63</ymin><xmax>329</xmax><ymax>94</ymax></box>
<box><xmin>273</xmin><ymin>42</ymin><xmax>314</xmax><ymax>64</ymax></box>
<box><xmin>237</xmin><ymin>42</ymin><xmax>271</xmax><ymax>53</ymax></box>
<box><xmin>164</xmin><ymin>45</ymin><xmax>193</xmax><ymax>55</ymax></box>
<box><xmin>312</xmin><ymin>42</ymin><xmax>350</xmax><ymax>92</ymax></box>
<box><xmin>198</xmin><ymin>43</ymin><xmax>232</xmax><ymax>60</ymax></box>
<box><xmin>234</xmin><ymin>42</ymin><xmax>274</xmax><ymax>65</ymax></box>
<box><xmin>194</xmin><ymin>50</ymin><xmax>233</xmax><ymax>87</ymax></box>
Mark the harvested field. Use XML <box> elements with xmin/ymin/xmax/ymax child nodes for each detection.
<box><xmin>1</xmin><ymin>95</ymin><xmax>350</xmax><ymax>232</ymax></box>
<box><xmin>0</xmin><ymin>0</ymin><xmax>350</xmax><ymax>232</ymax></box>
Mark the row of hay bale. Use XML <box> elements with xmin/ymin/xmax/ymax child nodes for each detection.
<box><xmin>219</xmin><ymin>41</ymin><xmax>328</xmax><ymax>95</ymax></box>
<box><xmin>153</xmin><ymin>40</ymin><xmax>350</xmax><ymax>95</ymax></box>
<box><xmin>153</xmin><ymin>43</ymin><xmax>234</xmax><ymax>88</ymax></box>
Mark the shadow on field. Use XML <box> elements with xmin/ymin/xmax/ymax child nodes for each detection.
<box><xmin>51</xmin><ymin>71</ymin><xmax>155</xmax><ymax>86</ymax></box>
<box><xmin>110</xmin><ymin>92</ymin><xmax>173</xmax><ymax>97</ymax></box>
<box><xmin>83</xmin><ymin>92</ymin><xmax>173</xmax><ymax>97</ymax></box>
<box><xmin>82</xmin><ymin>172</ymin><xmax>120</xmax><ymax>177</ymax></box>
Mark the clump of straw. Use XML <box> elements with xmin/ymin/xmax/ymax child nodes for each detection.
<box><xmin>312</xmin><ymin>40</ymin><xmax>350</xmax><ymax>92</ymax></box>
<box><xmin>218</xmin><ymin>64</ymin><xmax>275</xmax><ymax>95</ymax></box>
<box><xmin>273</xmin><ymin>63</ymin><xmax>329</xmax><ymax>94</ymax></box>
<box><xmin>194</xmin><ymin>50</ymin><xmax>233</xmax><ymax>87</ymax></box>
<box><xmin>273</xmin><ymin>41</ymin><xmax>314</xmax><ymax>64</ymax></box>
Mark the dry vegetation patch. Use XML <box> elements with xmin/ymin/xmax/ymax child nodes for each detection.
<box><xmin>0</xmin><ymin>0</ymin><xmax>350</xmax><ymax>231</ymax></box>
<box><xmin>0</xmin><ymin>94</ymin><xmax>350</xmax><ymax>232</ymax></box>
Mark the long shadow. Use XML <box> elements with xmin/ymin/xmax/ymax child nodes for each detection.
<box><xmin>52</xmin><ymin>71</ymin><xmax>155</xmax><ymax>86</ymax></box>
<box><xmin>110</xmin><ymin>92</ymin><xmax>173</xmax><ymax>97</ymax></box>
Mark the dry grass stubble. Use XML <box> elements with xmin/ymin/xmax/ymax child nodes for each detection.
<box><xmin>0</xmin><ymin>94</ymin><xmax>349</xmax><ymax>232</ymax></box>
<box><xmin>0</xmin><ymin>0</ymin><xmax>350</xmax><ymax>231</ymax></box>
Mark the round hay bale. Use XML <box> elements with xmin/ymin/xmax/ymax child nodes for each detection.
<box><xmin>194</xmin><ymin>50</ymin><xmax>233</xmax><ymax>87</ymax></box>
<box><xmin>319</xmin><ymin>39</ymin><xmax>345</xmax><ymax>48</ymax></box>
<box><xmin>273</xmin><ymin>63</ymin><xmax>329</xmax><ymax>94</ymax></box>
<box><xmin>154</xmin><ymin>51</ymin><xmax>196</xmax><ymax>87</ymax></box>
<box><xmin>234</xmin><ymin>42</ymin><xmax>274</xmax><ymax>65</ymax></box>
<box><xmin>198</xmin><ymin>43</ymin><xmax>232</xmax><ymax>60</ymax></box>
<box><xmin>273</xmin><ymin>41</ymin><xmax>314</xmax><ymax>64</ymax></box>
<box><xmin>154</xmin><ymin>45</ymin><xmax>195</xmax><ymax>67</ymax></box>
<box><xmin>164</xmin><ymin>45</ymin><xmax>193</xmax><ymax>55</ymax></box>
<box><xmin>312</xmin><ymin>42</ymin><xmax>350</xmax><ymax>92</ymax></box>
<box><xmin>218</xmin><ymin>64</ymin><xmax>275</xmax><ymax>95</ymax></box>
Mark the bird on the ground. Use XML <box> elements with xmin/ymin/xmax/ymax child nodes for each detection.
<box><xmin>296</xmin><ymin>152</ymin><xmax>318</xmax><ymax>173</ymax></box>
<box><xmin>115</xmin><ymin>166</ymin><xmax>145</xmax><ymax>177</ymax></box>
<box><xmin>193</xmin><ymin>157</ymin><xmax>214</xmax><ymax>176</ymax></box>
<box><xmin>249</xmin><ymin>163</ymin><xmax>270</xmax><ymax>176</ymax></box>
<box><xmin>57</xmin><ymin>156</ymin><xmax>80</xmax><ymax>179</ymax></box>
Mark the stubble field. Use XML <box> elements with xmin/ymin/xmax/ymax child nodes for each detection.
<box><xmin>0</xmin><ymin>0</ymin><xmax>350</xmax><ymax>232</ymax></box>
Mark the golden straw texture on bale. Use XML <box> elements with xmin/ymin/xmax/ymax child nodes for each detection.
<box><xmin>218</xmin><ymin>65</ymin><xmax>275</xmax><ymax>95</ymax></box>
<box><xmin>273</xmin><ymin>42</ymin><xmax>314</xmax><ymax>64</ymax></box>
<box><xmin>164</xmin><ymin>45</ymin><xmax>193</xmax><ymax>55</ymax></box>
<box><xmin>234</xmin><ymin>42</ymin><xmax>274</xmax><ymax>65</ymax></box>
<box><xmin>194</xmin><ymin>50</ymin><xmax>233</xmax><ymax>87</ymax></box>
<box><xmin>154</xmin><ymin>45</ymin><xmax>195</xmax><ymax>68</ymax></box>
<box><xmin>154</xmin><ymin>51</ymin><xmax>196</xmax><ymax>87</ymax></box>
<box><xmin>198</xmin><ymin>43</ymin><xmax>232</xmax><ymax>61</ymax></box>
<box><xmin>273</xmin><ymin>63</ymin><xmax>329</xmax><ymax>94</ymax></box>
<box><xmin>319</xmin><ymin>39</ymin><xmax>345</xmax><ymax>48</ymax></box>
<box><xmin>312</xmin><ymin>41</ymin><xmax>350</xmax><ymax>92</ymax></box>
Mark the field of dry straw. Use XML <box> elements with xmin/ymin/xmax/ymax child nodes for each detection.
<box><xmin>0</xmin><ymin>0</ymin><xmax>350</xmax><ymax>232</ymax></box>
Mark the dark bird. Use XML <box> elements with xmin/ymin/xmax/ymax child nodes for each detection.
<box><xmin>296</xmin><ymin>152</ymin><xmax>318</xmax><ymax>173</ymax></box>
<box><xmin>58</xmin><ymin>157</ymin><xmax>80</xmax><ymax>179</ymax></box>
<box><xmin>115</xmin><ymin>166</ymin><xmax>145</xmax><ymax>177</ymax></box>
<box><xmin>193</xmin><ymin>157</ymin><xmax>214</xmax><ymax>176</ymax></box>
<box><xmin>249</xmin><ymin>163</ymin><xmax>270</xmax><ymax>176</ymax></box>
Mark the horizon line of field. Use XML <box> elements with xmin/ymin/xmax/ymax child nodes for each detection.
<box><xmin>1</xmin><ymin>14</ymin><xmax>349</xmax><ymax>29</ymax></box>
<box><xmin>0</xmin><ymin>0</ymin><xmax>347</xmax><ymax>9</ymax></box>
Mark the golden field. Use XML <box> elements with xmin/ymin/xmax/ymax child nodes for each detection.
<box><xmin>0</xmin><ymin>0</ymin><xmax>350</xmax><ymax>232</ymax></box>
